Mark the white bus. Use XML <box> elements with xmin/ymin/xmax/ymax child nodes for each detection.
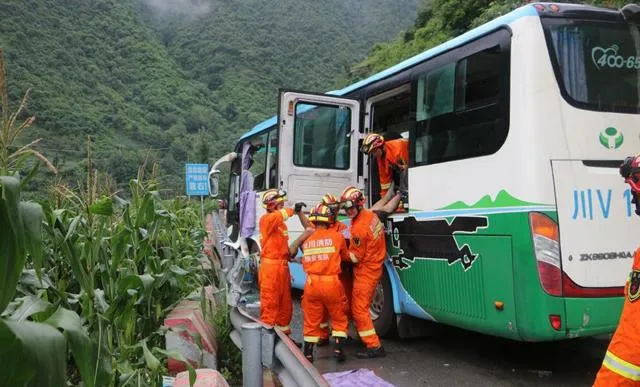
<box><xmin>211</xmin><ymin>2</ymin><xmax>640</xmax><ymax>341</ymax></box>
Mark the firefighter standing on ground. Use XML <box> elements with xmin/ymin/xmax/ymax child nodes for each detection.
<box><xmin>593</xmin><ymin>155</ymin><xmax>640</xmax><ymax>386</ymax></box>
<box><xmin>296</xmin><ymin>194</ymin><xmax>353</xmax><ymax>345</ymax></box>
<box><xmin>300</xmin><ymin>202</ymin><xmax>351</xmax><ymax>363</ymax></box>
<box><xmin>258</xmin><ymin>189</ymin><xmax>310</xmax><ymax>337</ymax></box>
<box><xmin>361</xmin><ymin>133</ymin><xmax>409</xmax><ymax>211</ymax></box>
<box><xmin>340</xmin><ymin>185</ymin><xmax>387</xmax><ymax>358</ymax></box>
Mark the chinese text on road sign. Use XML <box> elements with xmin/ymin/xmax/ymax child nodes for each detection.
<box><xmin>185</xmin><ymin>163</ymin><xmax>209</xmax><ymax>196</ymax></box>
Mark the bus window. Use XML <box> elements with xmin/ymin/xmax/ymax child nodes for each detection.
<box><xmin>245</xmin><ymin>133</ymin><xmax>268</xmax><ymax>191</ymax></box>
<box><xmin>414</xmin><ymin>45</ymin><xmax>507</xmax><ymax>166</ymax></box>
<box><xmin>416</xmin><ymin>63</ymin><xmax>455</xmax><ymax>121</ymax></box>
<box><xmin>293</xmin><ymin>103</ymin><xmax>351</xmax><ymax>169</ymax></box>
<box><xmin>542</xmin><ymin>19</ymin><xmax>640</xmax><ymax>113</ymax></box>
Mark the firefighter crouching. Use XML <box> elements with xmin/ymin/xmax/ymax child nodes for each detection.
<box><xmin>593</xmin><ymin>155</ymin><xmax>640</xmax><ymax>386</ymax></box>
<box><xmin>300</xmin><ymin>203</ymin><xmax>351</xmax><ymax>362</ymax></box>
<box><xmin>340</xmin><ymin>185</ymin><xmax>387</xmax><ymax>358</ymax></box>
<box><xmin>258</xmin><ymin>189</ymin><xmax>311</xmax><ymax>338</ymax></box>
<box><xmin>296</xmin><ymin>193</ymin><xmax>353</xmax><ymax>345</ymax></box>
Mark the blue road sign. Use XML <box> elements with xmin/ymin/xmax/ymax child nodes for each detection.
<box><xmin>185</xmin><ymin>163</ymin><xmax>209</xmax><ymax>196</ymax></box>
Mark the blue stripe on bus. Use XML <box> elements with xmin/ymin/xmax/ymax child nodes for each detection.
<box><xmin>395</xmin><ymin>205</ymin><xmax>557</xmax><ymax>220</ymax></box>
<box><xmin>239</xmin><ymin>4</ymin><xmax>539</xmax><ymax>141</ymax></box>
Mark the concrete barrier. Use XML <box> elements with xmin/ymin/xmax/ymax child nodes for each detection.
<box><xmin>173</xmin><ymin>369</ymin><xmax>230</xmax><ymax>387</ymax></box>
<box><xmin>164</xmin><ymin>287</ymin><xmax>219</xmax><ymax>374</ymax></box>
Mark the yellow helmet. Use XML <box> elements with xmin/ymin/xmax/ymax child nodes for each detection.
<box><xmin>308</xmin><ymin>202</ymin><xmax>332</xmax><ymax>224</ymax></box>
<box><xmin>340</xmin><ymin>185</ymin><xmax>365</xmax><ymax>209</ymax></box>
<box><xmin>262</xmin><ymin>189</ymin><xmax>287</xmax><ymax>210</ymax></box>
<box><xmin>360</xmin><ymin>133</ymin><xmax>384</xmax><ymax>154</ymax></box>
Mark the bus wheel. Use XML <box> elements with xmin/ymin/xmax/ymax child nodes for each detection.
<box><xmin>371</xmin><ymin>268</ymin><xmax>396</xmax><ymax>337</ymax></box>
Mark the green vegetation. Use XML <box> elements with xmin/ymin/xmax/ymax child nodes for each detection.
<box><xmin>1</xmin><ymin>49</ymin><xmax>205</xmax><ymax>386</ymax></box>
<box><xmin>0</xmin><ymin>0</ymin><xmax>419</xmax><ymax>197</ymax></box>
<box><xmin>350</xmin><ymin>0</ymin><xmax>630</xmax><ymax>80</ymax></box>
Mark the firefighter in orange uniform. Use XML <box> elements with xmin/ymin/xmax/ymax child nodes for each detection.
<box><xmin>361</xmin><ymin>133</ymin><xmax>409</xmax><ymax>208</ymax></box>
<box><xmin>300</xmin><ymin>203</ymin><xmax>351</xmax><ymax>362</ymax></box>
<box><xmin>296</xmin><ymin>194</ymin><xmax>353</xmax><ymax>345</ymax></box>
<box><xmin>593</xmin><ymin>155</ymin><xmax>640</xmax><ymax>386</ymax></box>
<box><xmin>340</xmin><ymin>185</ymin><xmax>387</xmax><ymax>358</ymax></box>
<box><xmin>258</xmin><ymin>189</ymin><xmax>310</xmax><ymax>337</ymax></box>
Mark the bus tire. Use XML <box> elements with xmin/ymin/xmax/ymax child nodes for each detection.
<box><xmin>371</xmin><ymin>268</ymin><xmax>396</xmax><ymax>337</ymax></box>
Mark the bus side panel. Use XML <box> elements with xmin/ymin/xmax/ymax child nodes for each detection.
<box><xmin>392</xmin><ymin>222</ymin><xmax>519</xmax><ymax>340</ymax></box>
<box><xmin>510</xmin><ymin>211</ymin><xmax>568</xmax><ymax>341</ymax></box>
<box><xmin>564</xmin><ymin>297</ymin><xmax>623</xmax><ymax>338</ymax></box>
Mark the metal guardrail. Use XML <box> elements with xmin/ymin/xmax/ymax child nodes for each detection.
<box><xmin>229</xmin><ymin>306</ymin><xmax>330</xmax><ymax>387</ymax></box>
<box><xmin>209</xmin><ymin>211</ymin><xmax>329</xmax><ymax>387</ymax></box>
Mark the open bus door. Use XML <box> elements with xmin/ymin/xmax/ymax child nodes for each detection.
<box><xmin>277</xmin><ymin>90</ymin><xmax>361</xmax><ymax>205</ymax></box>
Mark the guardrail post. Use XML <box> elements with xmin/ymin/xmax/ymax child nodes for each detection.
<box><xmin>261</xmin><ymin>326</ymin><xmax>276</xmax><ymax>369</ymax></box>
<box><xmin>242</xmin><ymin>322</ymin><xmax>263</xmax><ymax>387</ymax></box>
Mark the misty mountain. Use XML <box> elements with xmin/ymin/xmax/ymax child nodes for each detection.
<box><xmin>0</xmin><ymin>0</ymin><xmax>418</xmax><ymax>195</ymax></box>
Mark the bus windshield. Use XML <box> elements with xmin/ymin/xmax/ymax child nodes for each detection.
<box><xmin>542</xmin><ymin>19</ymin><xmax>640</xmax><ymax>113</ymax></box>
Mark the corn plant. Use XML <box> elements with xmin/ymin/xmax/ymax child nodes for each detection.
<box><xmin>40</xmin><ymin>161</ymin><xmax>204</xmax><ymax>385</ymax></box>
<box><xmin>1</xmin><ymin>49</ymin><xmax>201</xmax><ymax>386</ymax></box>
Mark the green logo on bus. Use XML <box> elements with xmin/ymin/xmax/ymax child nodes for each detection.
<box><xmin>599</xmin><ymin>127</ymin><xmax>624</xmax><ymax>149</ymax></box>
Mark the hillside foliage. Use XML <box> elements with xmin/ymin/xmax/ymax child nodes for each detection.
<box><xmin>350</xmin><ymin>0</ymin><xmax>631</xmax><ymax>80</ymax></box>
<box><xmin>0</xmin><ymin>0</ymin><xmax>418</xmax><ymax>197</ymax></box>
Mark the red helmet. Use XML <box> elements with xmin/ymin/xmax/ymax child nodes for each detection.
<box><xmin>262</xmin><ymin>188</ymin><xmax>287</xmax><ymax>210</ymax></box>
<box><xmin>361</xmin><ymin>133</ymin><xmax>384</xmax><ymax>155</ymax></box>
<box><xmin>621</xmin><ymin>155</ymin><xmax>640</xmax><ymax>193</ymax></box>
<box><xmin>308</xmin><ymin>202</ymin><xmax>332</xmax><ymax>224</ymax></box>
<box><xmin>340</xmin><ymin>186</ymin><xmax>365</xmax><ymax>209</ymax></box>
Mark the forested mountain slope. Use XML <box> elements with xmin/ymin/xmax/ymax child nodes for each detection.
<box><xmin>0</xmin><ymin>0</ymin><xmax>419</xmax><ymax>195</ymax></box>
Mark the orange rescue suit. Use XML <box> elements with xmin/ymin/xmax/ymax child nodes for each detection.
<box><xmin>594</xmin><ymin>249</ymin><xmax>640</xmax><ymax>386</ymax></box>
<box><xmin>317</xmin><ymin>221</ymin><xmax>353</xmax><ymax>340</ymax></box>
<box><xmin>348</xmin><ymin>208</ymin><xmax>386</xmax><ymax>348</ymax></box>
<box><xmin>301</xmin><ymin>228</ymin><xmax>351</xmax><ymax>343</ymax></box>
<box><xmin>377</xmin><ymin>138</ymin><xmax>409</xmax><ymax>197</ymax></box>
<box><xmin>258</xmin><ymin>208</ymin><xmax>295</xmax><ymax>334</ymax></box>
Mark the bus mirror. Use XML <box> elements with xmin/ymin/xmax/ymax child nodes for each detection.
<box><xmin>622</xmin><ymin>4</ymin><xmax>640</xmax><ymax>21</ymax></box>
<box><xmin>209</xmin><ymin>170</ymin><xmax>220</xmax><ymax>198</ymax></box>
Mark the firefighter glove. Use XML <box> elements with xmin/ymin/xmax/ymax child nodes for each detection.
<box><xmin>294</xmin><ymin>202</ymin><xmax>307</xmax><ymax>214</ymax></box>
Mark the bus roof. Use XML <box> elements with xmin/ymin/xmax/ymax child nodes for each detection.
<box><xmin>239</xmin><ymin>3</ymin><xmax>541</xmax><ymax>142</ymax></box>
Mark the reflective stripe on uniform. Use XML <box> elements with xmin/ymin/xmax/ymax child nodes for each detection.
<box><xmin>304</xmin><ymin>246</ymin><xmax>336</xmax><ymax>255</ymax></box>
<box><xmin>332</xmin><ymin>330</ymin><xmax>348</xmax><ymax>338</ymax></box>
<box><xmin>349</xmin><ymin>252</ymin><xmax>359</xmax><ymax>263</ymax></box>
<box><xmin>380</xmin><ymin>182</ymin><xmax>391</xmax><ymax>189</ymax></box>
<box><xmin>603</xmin><ymin>351</ymin><xmax>640</xmax><ymax>381</ymax></box>
<box><xmin>280</xmin><ymin>209</ymin><xmax>290</xmax><ymax>221</ymax></box>
<box><xmin>358</xmin><ymin>328</ymin><xmax>376</xmax><ymax>337</ymax></box>
<box><xmin>276</xmin><ymin>325</ymin><xmax>291</xmax><ymax>333</ymax></box>
<box><xmin>319</xmin><ymin>322</ymin><xmax>329</xmax><ymax>329</ymax></box>
<box><xmin>304</xmin><ymin>336</ymin><xmax>319</xmax><ymax>343</ymax></box>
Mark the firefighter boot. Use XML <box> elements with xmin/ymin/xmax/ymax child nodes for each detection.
<box><xmin>303</xmin><ymin>342</ymin><xmax>315</xmax><ymax>363</ymax></box>
<box><xmin>356</xmin><ymin>345</ymin><xmax>386</xmax><ymax>359</ymax></box>
<box><xmin>333</xmin><ymin>337</ymin><xmax>346</xmax><ymax>362</ymax></box>
<box><xmin>317</xmin><ymin>337</ymin><xmax>330</xmax><ymax>347</ymax></box>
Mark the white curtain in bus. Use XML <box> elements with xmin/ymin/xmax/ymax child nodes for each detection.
<box><xmin>551</xmin><ymin>27</ymin><xmax>588</xmax><ymax>102</ymax></box>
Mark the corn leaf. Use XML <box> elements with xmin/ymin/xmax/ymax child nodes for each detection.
<box><xmin>89</xmin><ymin>196</ymin><xmax>113</xmax><ymax>216</ymax></box>
<box><xmin>141</xmin><ymin>340</ymin><xmax>161</xmax><ymax>371</ymax></box>
<box><xmin>153</xmin><ymin>347</ymin><xmax>196</xmax><ymax>386</ymax></box>
<box><xmin>0</xmin><ymin>319</ymin><xmax>67</xmax><ymax>387</ymax></box>
<box><xmin>19</xmin><ymin>201</ymin><xmax>43</xmax><ymax>279</ymax></box>
<box><xmin>45</xmin><ymin>307</ymin><xmax>112</xmax><ymax>387</ymax></box>
<box><xmin>0</xmin><ymin>176</ymin><xmax>26</xmax><ymax>313</ymax></box>
<box><xmin>8</xmin><ymin>294</ymin><xmax>51</xmax><ymax>323</ymax></box>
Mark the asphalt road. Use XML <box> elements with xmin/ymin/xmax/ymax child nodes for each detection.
<box><xmin>244</xmin><ymin>292</ymin><xmax>610</xmax><ymax>387</ymax></box>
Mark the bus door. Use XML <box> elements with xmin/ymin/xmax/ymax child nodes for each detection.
<box><xmin>277</xmin><ymin>90</ymin><xmax>361</xmax><ymax>205</ymax></box>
